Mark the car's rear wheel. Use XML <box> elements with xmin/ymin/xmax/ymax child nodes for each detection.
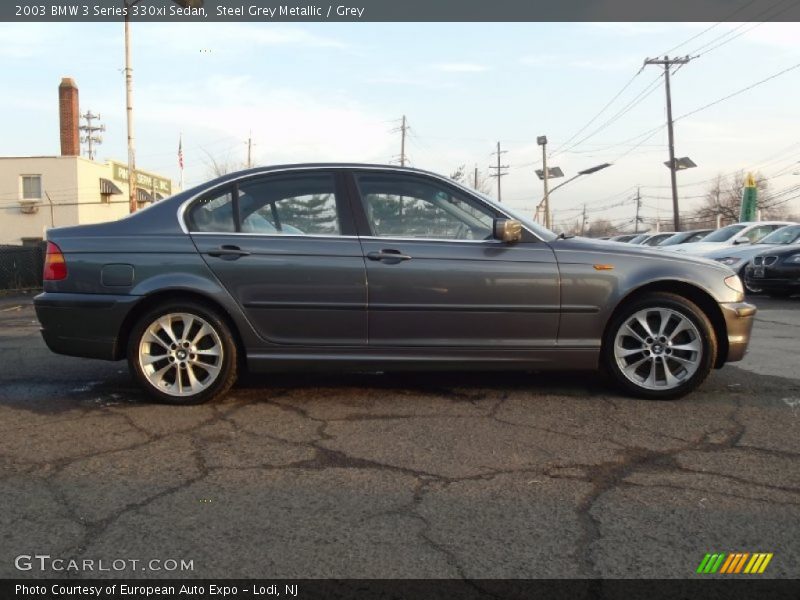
<box><xmin>128</xmin><ymin>302</ymin><xmax>237</xmax><ymax>404</ymax></box>
<box><xmin>603</xmin><ymin>292</ymin><xmax>717</xmax><ymax>400</ymax></box>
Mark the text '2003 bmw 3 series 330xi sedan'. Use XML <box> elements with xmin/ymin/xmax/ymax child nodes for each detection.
<box><xmin>34</xmin><ymin>164</ymin><xmax>756</xmax><ymax>404</ymax></box>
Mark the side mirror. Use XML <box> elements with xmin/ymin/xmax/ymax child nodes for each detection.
<box><xmin>733</xmin><ymin>236</ymin><xmax>751</xmax><ymax>245</ymax></box>
<box><xmin>493</xmin><ymin>218</ymin><xmax>522</xmax><ymax>243</ymax></box>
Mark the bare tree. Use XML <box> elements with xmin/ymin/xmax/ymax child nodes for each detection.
<box><xmin>201</xmin><ymin>148</ymin><xmax>243</xmax><ymax>179</ymax></box>
<box><xmin>450</xmin><ymin>164</ymin><xmax>492</xmax><ymax>195</ymax></box>
<box><xmin>583</xmin><ymin>218</ymin><xmax>617</xmax><ymax>238</ymax></box>
<box><xmin>689</xmin><ymin>171</ymin><xmax>788</xmax><ymax>228</ymax></box>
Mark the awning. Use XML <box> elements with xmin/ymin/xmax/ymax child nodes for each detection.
<box><xmin>136</xmin><ymin>188</ymin><xmax>154</xmax><ymax>204</ymax></box>
<box><xmin>99</xmin><ymin>178</ymin><xmax>123</xmax><ymax>195</ymax></box>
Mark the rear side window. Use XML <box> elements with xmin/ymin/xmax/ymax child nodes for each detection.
<box><xmin>238</xmin><ymin>174</ymin><xmax>341</xmax><ymax>236</ymax></box>
<box><xmin>186</xmin><ymin>188</ymin><xmax>235</xmax><ymax>232</ymax></box>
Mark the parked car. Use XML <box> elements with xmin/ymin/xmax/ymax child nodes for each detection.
<box><xmin>639</xmin><ymin>232</ymin><xmax>678</xmax><ymax>246</ymax></box>
<box><xmin>608</xmin><ymin>233</ymin><xmax>639</xmax><ymax>243</ymax></box>
<box><xmin>665</xmin><ymin>221</ymin><xmax>796</xmax><ymax>255</ymax></box>
<box><xmin>744</xmin><ymin>244</ymin><xmax>800</xmax><ymax>298</ymax></box>
<box><xmin>657</xmin><ymin>229</ymin><xmax>713</xmax><ymax>247</ymax></box>
<box><xmin>34</xmin><ymin>164</ymin><xmax>756</xmax><ymax>403</ymax></box>
<box><xmin>705</xmin><ymin>225</ymin><xmax>800</xmax><ymax>292</ymax></box>
<box><xmin>626</xmin><ymin>232</ymin><xmax>652</xmax><ymax>244</ymax></box>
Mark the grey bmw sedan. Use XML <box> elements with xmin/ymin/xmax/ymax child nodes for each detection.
<box><xmin>34</xmin><ymin>164</ymin><xmax>755</xmax><ymax>404</ymax></box>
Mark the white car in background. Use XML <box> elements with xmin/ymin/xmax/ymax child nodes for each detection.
<box><xmin>664</xmin><ymin>221</ymin><xmax>796</xmax><ymax>255</ymax></box>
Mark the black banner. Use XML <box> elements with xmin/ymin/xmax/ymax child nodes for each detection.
<box><xmin>3</xmin><ymin>579</ymin><xmax>800</xmax><ymax>600</ymax></box>
<box><xmin>4</xmin><ymin>0</ymin><xmax>800</xmax><ymax>22</ymax></box>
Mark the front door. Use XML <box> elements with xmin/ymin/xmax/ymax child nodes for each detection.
<box><xmin>187</xmin><ymin>170</ymin><xmax>367</xmax><ymax>346</ymax></box>
<box><xmin>351</xmin><ymin>171</ymin><xmax>560</xmax><ymax>348</ymax></box>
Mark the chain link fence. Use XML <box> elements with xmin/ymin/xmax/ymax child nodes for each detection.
<box><xmin>0</xmin><ymin>243</ymin><xmax>46</xmax><ymax>291</ymax></box>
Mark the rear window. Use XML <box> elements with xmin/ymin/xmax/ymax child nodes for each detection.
<box><xmin>186</xmin><ymin>187</ymin><xmax>235</xmax><ymax>232</ymax></box>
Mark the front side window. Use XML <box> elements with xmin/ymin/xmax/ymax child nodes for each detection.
<box><xmin>238</xmin><ymin>174</ymin><xmax>340</xmax><ymax>236</ymax></box>
<box><xmin>356</xmin><ymin>174</ymin><xmax>495</xmax><ymax>240</ymax></box>
<box><xmin>744</xmin><ymin>225</ymin><xmax>775</xmax><ymax>242</ymax></box>
<box><xmin>21</xmin><ymin>175</ymin><xmax>42</xmax><ymax>200</ymax></box>
<box><xmin>186</xmin><ymin>188</ymin><xmax>235</xmax><ymax>232</ymax></box>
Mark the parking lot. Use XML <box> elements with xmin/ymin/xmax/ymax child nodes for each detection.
<box><xmin>1</xmin><ymin>293</ymin><xmax>798</xmax><ymax>579</ymax></box>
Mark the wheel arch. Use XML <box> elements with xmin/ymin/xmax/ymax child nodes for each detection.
<box><xmin>113</xmin><ymin>289</ymin><xmax>246</xmax><ymax>365</ymax></box>
<box><xmin>603</xmin><ymin>280</ymin><xmax>728</xmax><ymax>369</ymax></box>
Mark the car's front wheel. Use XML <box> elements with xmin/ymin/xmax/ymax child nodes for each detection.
<box><xmin>128</xmin><ymin>301</ymin><xmax>238</xmax><ymax>404</ymax></box>
<box><xmin>603</xmin><ymin>292</ymin><xmax>717</xmax><ymax>400</ymax></box>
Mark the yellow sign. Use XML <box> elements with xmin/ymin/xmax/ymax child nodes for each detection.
<box><xmin>111</xmin><ymin>161</ymin><xmax>172</xmax><ymax>196</ymax></box>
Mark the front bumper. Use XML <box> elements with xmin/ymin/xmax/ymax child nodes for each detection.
<box><xmin>34</xmin><ymin>292</ymin><xmax>139</xmax><ymax>361</ymax></box>
<box><xmin>744</xmin><ymin>263</ymin><xmax>800</xmax><ymax>292</ymax></box>
<box><xmin>719</xmin><ymin>301</ymin><xmax>756</xmax><ymax>363</ymax></box>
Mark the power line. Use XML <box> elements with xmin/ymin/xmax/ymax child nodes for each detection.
<box><xmin>550</xmin><ymin>70</ymin><xmax>643</xmax><ymax>156</ymax></box>
<box><xmin>553</xmin><ymin>73</ymin><xmax>665</xmax><ymax>157</ymax></box>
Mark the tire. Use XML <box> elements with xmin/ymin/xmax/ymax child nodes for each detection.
<box><xmin>602</xmin><ymin>292</ymin><xmax>717</xmax><ymax>400</ymax></box>
<box><xmin>127</xmin><ymin>301</ymin><xmax>238</xmax><ymax>405</ymax></box>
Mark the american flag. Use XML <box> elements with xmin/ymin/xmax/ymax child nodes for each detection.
<box><xmin>178</xmin><ymin>135</ymin><xmax>184</xmax><ymax>170</ymax></box>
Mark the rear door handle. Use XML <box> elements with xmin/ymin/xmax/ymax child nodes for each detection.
<box><xmin>208</xmin><ymin>245</ymin><xmax>251</xmax><ymax>260</ymax></box>
<box><xmin>366</xmin><ymin>249</ymin><xmax>412</xmax><ymax>263</ymax></box>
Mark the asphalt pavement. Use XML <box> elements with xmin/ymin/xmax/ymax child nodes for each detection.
<box><xmin>0</xmin><ymin>292</ymin><xmax>798</xmax><ymax>579</ymax></box>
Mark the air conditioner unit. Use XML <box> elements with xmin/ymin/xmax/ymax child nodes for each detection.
<box><xmin>19</xmin><ymin>200</ymin><xmax>40</xmax><ymax>214</ymax></box>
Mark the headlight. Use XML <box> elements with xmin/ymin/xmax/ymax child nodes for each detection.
<box><xmin>715</xmin><ymin>257</ymin><xmax>741</xmax><ymax>266</ymax></box>
<box><xmin>784</xmin><ymin>253</ymin><xmax>800</xmax><ymax>264</ymax></box>
<box><xmin>724</xmin><ymin>274</ymin><xmax>744</xmax><ymax>296</ymax></box>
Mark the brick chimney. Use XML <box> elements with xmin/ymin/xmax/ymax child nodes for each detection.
<box><xmin>58</xmin><ymin>77</ymin><xmax>79</xmax><ymax>156</ymax></box>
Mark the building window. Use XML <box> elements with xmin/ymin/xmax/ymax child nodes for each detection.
<box><xmin>21</xmin><ymin>175</ymin><xmax>42</xmax><ymax>200</ymax></box>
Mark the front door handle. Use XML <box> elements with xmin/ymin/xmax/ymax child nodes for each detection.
<box><xmin>208</xmin><ymin>245</ymin><xmax>251</xmax><ymax>260</ymax></box>
<box><xmin>366</xmin><ymin>249</ymin><xmax>412</xmax><ymax>263</ymax></box>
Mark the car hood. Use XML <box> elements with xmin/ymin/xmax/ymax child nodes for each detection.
<box><xmin>662</xmin><ymin>241</ymin><xmax>732</xmax><ymax>254</ymax></box>
<box><xmin>551</xmin><ymin>237</ymin><xmax>732</xmax><ymax>273</ymax></box>
<box><xmin>703</xmin><ymin>243</ymin><xmax>778</xmax><ymax>260</ymax></box>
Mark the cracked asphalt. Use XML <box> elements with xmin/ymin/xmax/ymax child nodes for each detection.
<box><xmin>0</xmin><ymin>293</ymin><xmax>799</xmax><ymax>579</ymax></box>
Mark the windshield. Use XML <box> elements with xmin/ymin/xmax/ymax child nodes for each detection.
<box><xmin>702</xmin><ymin>224</ymin><xmax>747</xmax><ymax>243</ymax></box>
<box><xmin>628</xmin><ymin>233</ymin><xmax>650</xmax><ymax>244</ymax></box>
<box><xmin>758</xmin><ymin>225</ymin><xmax>800</xmax><ymax>245</ymax></box>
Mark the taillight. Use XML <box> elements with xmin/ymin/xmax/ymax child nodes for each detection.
<box><xmin>43</xmin><ymin>241</ymin><xmax>68</xmax><ymax>281</ymax></box>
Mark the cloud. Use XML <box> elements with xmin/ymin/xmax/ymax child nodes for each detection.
<box><xmin>128</xmin><ymin>74</ymin><xmax>396</xmax><ymax>178</ymax></box>
<box><xmin>432</xmin><ymin>62</ymin><xmax>490</xmax><ymax>73</ymax></box>
<box><xmin>136</xmin><ymin>23</ymin><xmax>349</xmax><ymax>53</ymax></box>
<box><xmin>519</xmin><ymin>53</ymin><xmax>638</xmax><ymax>71</ymax></box>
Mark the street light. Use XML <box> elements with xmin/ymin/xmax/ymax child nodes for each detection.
<box><xmin>664</xmin><ymin>156</ymin><xmax>697</xmax><ymax>171</ymax></box>
<box><xmin>537</xmin><ymin>135</ymin><xmax>554</xmax><ymax>229</ymax></box>
<box><xmin>535</xmin><ymin>162</ymin><xmax>613</xmax><ymax>225</ymax></box>
<box><xmin>123</xmin><ymin>0</ymin><xmax>204</xmax><ymax>213</ymax></box>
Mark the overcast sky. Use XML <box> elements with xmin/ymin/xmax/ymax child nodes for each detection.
<box><xmin>1</xmin><ymin>21</ymin><xmax>799</xmax><ymax>229</ymax></box>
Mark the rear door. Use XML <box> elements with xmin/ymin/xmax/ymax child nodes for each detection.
<box><xmin>349</xmin><ymin>170</ymin><xmax>560</xmax><ymax>348</ymax></box>
<box><xmin>187</xmin><ymin>170</ymin><xmax>367</xmax><ymax>346</ymax></box>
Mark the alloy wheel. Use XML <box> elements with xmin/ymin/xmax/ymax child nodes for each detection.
<box><xmin>613</xmin><ymin>307</ymin><xmax>702</xmax><ymax>391</ymax></box>
<box><xmin>138</xmin><ymin>312</ymin><xmax>224</xmax><ymax>397</ymax></box>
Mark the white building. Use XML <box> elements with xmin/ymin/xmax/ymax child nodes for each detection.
<box><xmin>0</xmin><ymin>78</ymin><xmax>172</xmax><ymax>245</ymax></box>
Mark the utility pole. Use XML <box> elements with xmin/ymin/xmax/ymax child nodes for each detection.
<box><xmin>541</xmin><ymin>142</ymin><xmax>551</xmax><ymax>228</ymax></box>
<box><xmin>391</xmin><ymin>115</ymin><xmax>410</xmax><ymax>167</ymax></box>
<box><xmin>245</xmin><ymin>131</ymin><xmax>254</xmax><ymax>168</ymax></box>
<box><xmin>644</xmin><ymin>55</ymin><xmax>691</xmax><ymax>231</ymax></box>
<box><xmin>580</xmin><ymin>204</ymin><xmax>587</xmax><ymax>236</ymax></box>
<box><xmin>400</xmin><ymin>115</ymin><xmax>407</xmax><ymax>167</ymax></box>
<box><xmin>124</xmin><ymin>6</ymin><xmax>137</xmax><ymax>214</ymax></box>
<box><xmin>634</xmin><ymin>186</ymin><xmax>642</xmax><ymax>233</ymax></box>
<box><xmin>79</xmin><ymin>111</ymin><xmax>105</xmax><ymax>161</ymax></box>
<box><xmin>474</xmin><ymin>164</ymin><xmax>478</xmax><ymax>189</ymax></box>
<box><xmin>488</xmin><ymin>141</ymin><xmax>508</xmax><ymax>202</ymax></box>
